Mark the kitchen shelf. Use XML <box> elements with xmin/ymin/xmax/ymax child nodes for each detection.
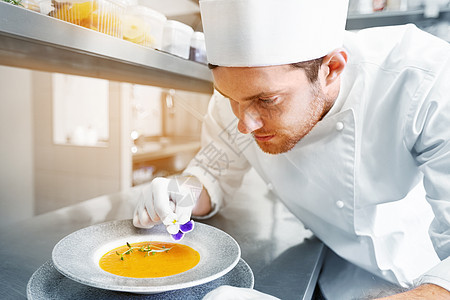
<box><xmin>133</xmin><ymin>141</ymin><xmax>200</xmax><ymax>162</ymax></box>
<box><xmin>346</xmin><ymin>7</ymin><xmax>450</xmax><ymax>30</ymax></box>
<box><xmin>0</xmin><ymin>2</ymin><xmax>213</xmax><ymax>93</ymax></box>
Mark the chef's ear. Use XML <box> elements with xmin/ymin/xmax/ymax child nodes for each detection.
<box><xmin>322</xmin><ymin>48</ymin><xmax>348</xmax><ymax>86</ymax></box>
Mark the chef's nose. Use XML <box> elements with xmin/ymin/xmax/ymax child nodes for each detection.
<box><xmin>237</xmin><ymin>105</ymin><xmax>263</xmax><ymax>134</ymax></box>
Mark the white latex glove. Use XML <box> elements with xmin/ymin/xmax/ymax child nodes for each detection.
<box><xmin>203</xmin><ymin>286</ymin><xmax>280</xmax><ymax>300</ymax></box>
<box><xmin>133</xmin><ymin>176</ymin><xmax>203</xmax><ymax>239</ymax></box>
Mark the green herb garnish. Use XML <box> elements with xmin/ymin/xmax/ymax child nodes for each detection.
<box><xmin>116</xmin><ymin>242</ymin><xmax>172</xmax><ymax>260</ymax></box>
<box><xmin>116</xmin><ymin>251</ymin><xmax>124</xmax><ymax>260</ymax></box>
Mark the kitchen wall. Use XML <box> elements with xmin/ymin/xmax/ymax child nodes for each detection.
<box><xmin>0</xmin><ymin>66</ymin><xmax>34</xmax><ymax>227</ymax></box>
<box><xmin>0</xmin><ymin>65</ymin><xmax>211</xmax><ymax>225</ymax></box>
<box><xmin>0</xmin><ymin>67</ymin><xmax>129</xmax><ymax>223</ymax></box>
<box><xmin>162</xmin><ymin>89</ymin><xmax>210</xmax><ymax>137</ymax></box>
<box><xmin>33</xmin><ymin>73</ymin><xmax>126</xmax><ymax>214</ymax></box>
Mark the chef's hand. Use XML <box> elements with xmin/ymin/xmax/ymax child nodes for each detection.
<box><xmin>133</xmin><ymin>176</ymin><xmax>203</xmax><ymax>235</ymax></box>
<box><xmin>203</xmin><ymin>286</ymin><xmax>280</xmax><ymax>300</ymax></box>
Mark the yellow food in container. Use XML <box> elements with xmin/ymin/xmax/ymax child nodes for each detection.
<box><xmin>122</xmin><ymin>5</ymin><xmax>166</xmax><ymax>49</ymax></box>
<box><xmin>22</xmin><ymin>0</ymin><xmax>41</xmax><ymax>12</ymax></box>
<box><xmin>46</xmin><ymin>0</ymin><xmax>127</xmax><ymax>38</ymax></box>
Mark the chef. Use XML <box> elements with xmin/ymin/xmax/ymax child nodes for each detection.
<box><xmin>133</xmin><ymin>0</ymin><xmax>450</xmax><ymax>298</ymax></box>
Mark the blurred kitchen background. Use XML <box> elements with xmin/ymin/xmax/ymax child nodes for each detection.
<box><xmin>1</xmin><ymin>0</ymin><xmax>449</xmax><ymax>227</ymax></box>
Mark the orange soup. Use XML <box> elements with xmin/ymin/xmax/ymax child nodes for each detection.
<box><xmin>99</xmin><ymin>241</ymin><xmax>200</xmax><ymax>278</ymax></box>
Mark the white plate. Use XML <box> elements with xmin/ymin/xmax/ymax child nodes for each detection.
<box><xmin>52</xmin><ymin>219</ymin><xmax>241</xmax><ymax>294</ymax></box>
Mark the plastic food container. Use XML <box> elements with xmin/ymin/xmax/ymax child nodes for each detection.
<box><xmin>161</xmin><ymin>20</ymin><xmax>194</xmax><ymax>59</ymax></box>
<box><xmin>189</xmin><ymin>31</ymin><xmax>207</xmax><ymax>64</ymax></box>
<box><xmin>22</xmin><ymin>0</ymin><xmax>40</xmax><ymax>12</ymax></box>
<box><xmin>122</xmin><ymin>5</ymin><xmax>166</xmax><ymax>49</ymax></box>
<box><xmin>40</xmin><ymin>0</ymin><xmax>127</xmax><ymax>38</ymax></box>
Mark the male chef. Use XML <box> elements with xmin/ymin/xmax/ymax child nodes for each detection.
<box><xmin>133</xmin><ymin>0</ymin><xmax>450</xmax><ymax>298</ymax></box>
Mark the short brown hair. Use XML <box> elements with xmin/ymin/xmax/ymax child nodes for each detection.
<box><xmin>208</xmin><ymin>56</ymin><xmax>324</xmax><ymax>84</ymax></box>
<box><xmin>290</xmin><ymin>56</ymin><xmax>325</xmax><ymax>83</ymax></box>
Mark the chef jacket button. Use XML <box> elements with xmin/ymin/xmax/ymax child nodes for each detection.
<box><xmin>267</xmin><ymin>183</ymin><xmax>273</xmax><ymax>190</ymax></box>
<box><xmin>336</xmin><ymin>200</ymin><xmax>344</xmax><ymax>208</ymax></box>
<box><xmin>336</xmin><ymin>122</ymin><xmax>344</xmax><ymax>131</ymax></box>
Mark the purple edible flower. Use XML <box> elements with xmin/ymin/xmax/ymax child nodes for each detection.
<box><xmin>171</xmin><ymin>220</ymin><xmax>195</xmax><ymax>241</ymax></box>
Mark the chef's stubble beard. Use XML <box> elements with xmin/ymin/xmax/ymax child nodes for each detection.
<box><xmin>257</xmin><ymin>86</ymin><xmax>331</xmax><ymax>155</ymax></box>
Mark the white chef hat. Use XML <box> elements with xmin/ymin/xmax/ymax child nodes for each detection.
<box><xmin>200</xmin><ymin>0</ymin><xmax>349</xmax><ymax>67</ymax></box>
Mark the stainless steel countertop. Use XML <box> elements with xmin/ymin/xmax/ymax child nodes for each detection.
<box><xmin>0</xmin><ymin>171</ymin><xmax>325</xmax><ymax>299</ymax></box>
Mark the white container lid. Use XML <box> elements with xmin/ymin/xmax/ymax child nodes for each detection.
<box><xmin>191</xmin><ymin>31</ymin><xmax>206</xmax><ymax>49</ymax></box>
<box><xmin>127</xmin><ymin>5</ymin><xmax>167</xmax><ymax>22</ymax></box>
<box><xmin>164</xmin><ymin>20</ymin><xmax>194</xmax><ymax>35</ymax></box>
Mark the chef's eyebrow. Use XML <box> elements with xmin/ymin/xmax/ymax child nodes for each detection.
<box><xmin>214</xmin><ymin>85</ymin><xmax>282</xmax><ymax>101</ymax></box>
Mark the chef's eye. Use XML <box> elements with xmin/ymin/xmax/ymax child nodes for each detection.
<box><xmin>259</xmin><ymin>97</ymin><xmax>277</xmax><ymax>105</ymax></box>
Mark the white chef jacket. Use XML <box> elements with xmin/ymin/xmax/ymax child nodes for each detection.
<box><xmin>184</xmin><ymin>24</ymin><xmax>450</xmax><ymax>297</ymax></box>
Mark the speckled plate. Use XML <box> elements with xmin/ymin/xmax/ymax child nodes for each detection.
<box><xmin>51</xmin><ymin>219</ymin><xmax>241</xmax><ymax>294</ymax></box>
<box><xmin>27</xmin><ymin>259</ymin><xmax>253</xmax><ymax>299</ymax></box>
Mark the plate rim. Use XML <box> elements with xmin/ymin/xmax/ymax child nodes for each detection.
<box><xmin>51</xmin><ymin>219</ymin><xmax>241</xmax><ymax>293</ymax></box>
